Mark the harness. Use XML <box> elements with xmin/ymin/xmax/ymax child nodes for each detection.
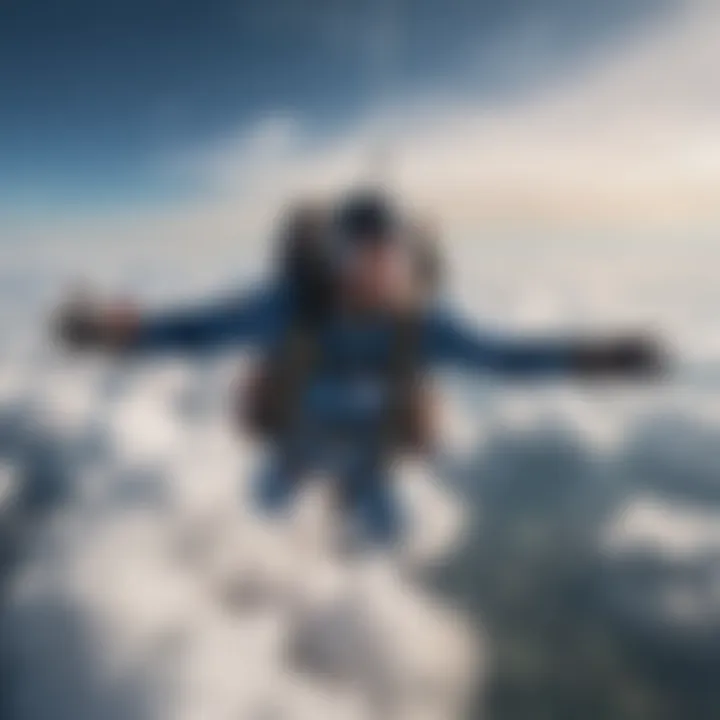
<box><xmin>241</xmin><ymin>309</ymin><xmax>429</xmax><ymax>458</ymax></box>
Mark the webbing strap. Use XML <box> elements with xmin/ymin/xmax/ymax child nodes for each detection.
<box><xmin>275</xmin><ymin>324</ymin><xmax>319</xmax><ymax>435</ymax></box>
<box><xmin>379</xmin><ymin>312</ymin><xmax>422</xmax><ymax>458</ymax></box>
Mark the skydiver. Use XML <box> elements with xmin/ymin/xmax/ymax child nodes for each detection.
<box><xmin>55</xmin><ymin>190</ymin><xmax>667</xmax><ymax>550</ymax></box>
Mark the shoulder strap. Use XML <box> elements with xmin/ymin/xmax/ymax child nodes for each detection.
<box><xmin>273</xmin><ymin>321</ymin><xmax>320</xmax><ymax>438</ymax></box>
<box><xmin>380</xmin><ymin>311</ymin><xmax>423</xmax><ymax>455</ymax></box>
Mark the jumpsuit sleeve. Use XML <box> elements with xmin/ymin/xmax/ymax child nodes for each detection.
<box><xmin>130</xmin><ymin>285</ymin><xmax>286</xmax><ymax>355</ymax></box>
<box><xmin>424</xmin><ymin>307</ymin><xmax>574</xmax><ymax>376</ymax></box>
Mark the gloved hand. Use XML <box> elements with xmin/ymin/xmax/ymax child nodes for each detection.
<box><xmin>53</xmin><ymin>291</ymin><xmax>140</xmax><ymax>352</ymax></box>
<box><xmin>570</xmin><ymin>334</ymin><xmax>668</xmax><ymax>378</ymax></box>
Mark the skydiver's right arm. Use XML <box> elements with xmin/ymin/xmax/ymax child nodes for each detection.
<box><xmin>55</xmin><ymin>285</ymin><xmax>287</xmax><ymax>356</ymax></box>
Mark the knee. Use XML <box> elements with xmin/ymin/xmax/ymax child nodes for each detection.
<box><xmin>251</xmin><ymin>465</ymin><xmax>295</xmax><ymax>515</ymax></box>
<box><xmin>360</xmin><ymin>486</ymin><xmax>404</xmax><ymax>548</ymax></box>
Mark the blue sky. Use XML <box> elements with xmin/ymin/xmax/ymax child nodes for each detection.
<box><xmin>0</xmin><ymin>0</ymin><xmax>673</xmax><ymax>217</ymax></box>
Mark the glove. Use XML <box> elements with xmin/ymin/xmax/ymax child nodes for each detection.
<box><xmin>570</xmin><ymin>334</ymin><xmax>668</xmax><ymax>378</ymax></box>
<box><xmin>53</xmin><ymin>293</ymin><xmax>140</xmax><ymax>352</ymax></box>
<box><xmin>53</xmin><ymin>294</ymin><xmax>102</xmax><ymax>350</ymax></box>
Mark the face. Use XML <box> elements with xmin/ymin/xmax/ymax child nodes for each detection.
<box><xmin>341</xmin><ymin>237</ymin><xmax>416</xmax><ymax>311</ymax></box>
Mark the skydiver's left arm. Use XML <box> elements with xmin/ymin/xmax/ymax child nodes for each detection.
<box><xmin>424</xmin><ymin>308</ymin><xmax>665</xmax><ymax>378</ymax></box>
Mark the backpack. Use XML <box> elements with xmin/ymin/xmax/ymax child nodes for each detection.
<box><xmin>237</xmin><ymin>202</ymin><xmax>443</xmax><ymax>456</ymax></box>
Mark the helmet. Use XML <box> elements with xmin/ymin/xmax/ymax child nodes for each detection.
<box><xmin>335</xmin><ymin>188</ymin><xmax>399</xmax><ymax>245</ymax></box>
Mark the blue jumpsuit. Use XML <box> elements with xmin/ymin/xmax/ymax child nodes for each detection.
<box><xmin>131</xmin><ymin>285</ymin><xmax>575</xmax><ymax>546</ymax></box>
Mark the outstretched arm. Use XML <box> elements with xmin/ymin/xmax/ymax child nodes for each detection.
<box><xmin>425</xmin><ymin>308</ymin><xmax>664</xmax><ymax>378</ymax></box>
<box><xmin>132</xmin><ymin>286</ymin><xmax>285</xmax><ymax>354</ymax></box>
<box><xmin>56</xmin><ymin>284</ymin><xmax>286</xmax><ymax>356</ymax></box>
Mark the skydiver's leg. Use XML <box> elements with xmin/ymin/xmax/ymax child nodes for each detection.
<box><xmin>252</xmin><ymin>448</ymin><xmax>307</xmax><ymax>517</ymax></box>
<box><xmin>357</xmin><ymin>474</ymin><xmax>404</xmax><ymax>550</ymax></box>
<box><xmin>341</xmin><ymin>459</ymin><xmax>405</xmax><ymax>552</ymax></box>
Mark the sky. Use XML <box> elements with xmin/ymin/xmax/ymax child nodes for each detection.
<box><xmin>0</xmin><ymin>0</ymin><xmax>692</xmax><ymax>227</ymax></box>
